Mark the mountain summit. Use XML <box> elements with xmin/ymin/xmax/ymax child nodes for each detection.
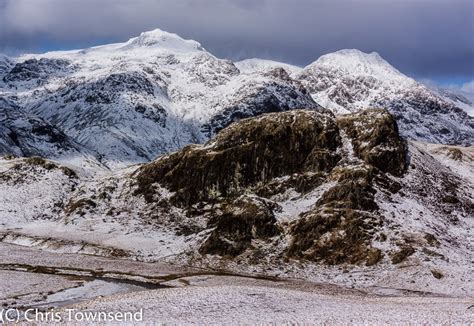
<box><xmin>121</xmin><ymin>28</ymin><xmax>205</xmax><ymax>52</ymax></box>
<box><xmin>298</xmin><ymin>49</ymin><xmax>473</xmax><ymax>145</ymax></box>
<box><xmin>309</xmin><ymin>49</ymin><xmax>409</xmax><ymax>84</ymax></box>
<box><xmin>0</xmin><ymin>29</ymin><xmax>319</xmax><ymax>168</ymax></box>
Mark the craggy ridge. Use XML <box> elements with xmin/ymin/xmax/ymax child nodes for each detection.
<box><xmin>134</xmin><ymin>108</ymin><xmax>408</xmax><ymax>264</ymax></box>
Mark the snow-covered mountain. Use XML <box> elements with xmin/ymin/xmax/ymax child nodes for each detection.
<box><xmin>0</xmin><ymin>97</ymin><xmax>99</xmax><ymax>168</ymax></box>
<box><xmin>0</xmin><ymin>29</ymin><xmax>319</xmax><ymax>168</ymax></box>
<box><xmin>297</xmin><ymin>49</ymin><xmax>474</xmax><ymax>145</ymax></box>
<box><xmin>0</xmin><ymin>32</ymin><xmax>473</xmax><ymax>168</ymax></box>
<box><xmin>2</xmin><ymin>35</ymin><xmax>318</xmax><ymax>167</ymax></box>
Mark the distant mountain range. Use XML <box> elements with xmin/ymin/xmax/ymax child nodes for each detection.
<box><xmin>0</xmin><ymin>29</ymin><xmax>472</xmax><ymax>168</ymax></box>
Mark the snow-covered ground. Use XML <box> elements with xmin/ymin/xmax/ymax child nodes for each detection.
<box><xmin>1</xmin><ymin>244</ymin><xmax>472</xmax><ymax>325</ymax></box>
<box><xmin>60</xmin><ymin>276</ymin><xmax>474</xmax><ymax>324</ymax></box>
<box><xmin>235</xmin><ymin>58</ymin><xmax>303</xmax><ymax>76</ymax></box>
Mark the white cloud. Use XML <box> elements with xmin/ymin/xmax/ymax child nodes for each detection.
<box><xmin>420</xmin><ymin>78</ymin><xmax>474</xmax><ymax>95</ymax></box>
<box><xmin>460</xmin><ymin>80</ymin><xmax>474</xmax><ymax>94</ymax></box>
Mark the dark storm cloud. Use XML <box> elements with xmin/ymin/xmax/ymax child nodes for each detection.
<box><xmin>0</xmin><ymin>0</ymin><xmax>473</xmax><ymax>81</ymax></box>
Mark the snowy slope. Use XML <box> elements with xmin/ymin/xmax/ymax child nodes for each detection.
<box><xmin>0</xmin><ymin>54</ymin><xmax>13</xmax><ymax>76</ymax></box>
<box><xmin>431</xmin><ymin>86</ymin><xmax>474</xmax><ymax>117</ymax></box>
<box><xmin>0</xmin><ymin>97</ymin><xmax>101</xmax><ymax>169</ymax></box>
<box><xmin>0</xmin><ymin>29</ymin><xmax>319</xmax><ymax>168</ymax></box>
<box><xmin>235</xmin><ymin>58</ymin><xmax>303</xmax><ymax>76</ymax></box>
<box><xmin>297</xmin><ymin>49</ymin><xmax>474</xmax><ymax>145</ymax></box>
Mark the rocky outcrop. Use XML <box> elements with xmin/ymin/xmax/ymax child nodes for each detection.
<box><xmin>3</xmin><ymin>58</ymin><xmax>74</xmax><ymax>83</ymax></box>
<box><xmin>135</xmin><ymin>110</ymin><xmax>341</xmax><ymax>206</ymax></box>
<box><xmin>3</xmin><ymin>104</ymin><xmax>471</xmax><ymax>278</ymax></box>
<box><xmin>287</xmin><ymin>164</ymin><xmax>382</xmax><ymax>265</ymax></box>
<box><xmin>134</xmin><ymin>108</ymin><xmax>408</xmax><ymax>265</ymax></box>
<box><xmin>0</xmin><ymin>55</ymin><xmax>13</xmax><ymax>76</ymax></box>
<box><xmin>285</xmin><ymin>110</ymin><xmax>407</xmax><ymax>265</ymax></box>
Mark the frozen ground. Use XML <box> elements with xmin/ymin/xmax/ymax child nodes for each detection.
<box><xmin>63</xmin><ymin>276</ymin><xmax>473</xmax><ymax>324</ymax></box>
<box><xmin>0</xmin><ymin>242</ymin><xmax>472</xmax><ymax>324</ymax></box>
<box><xmin>0</xmin><ymin>270</ymin><xmax>81</xmax><ymax>308</ymax></box>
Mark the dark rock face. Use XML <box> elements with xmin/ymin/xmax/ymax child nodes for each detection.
<box><xmin>82</xmin><ymin>72</ymin><xmax>156</xmax><ymax>104</ymax></box>
<box><xmin>285</xmin><ymin>110</ymin><xmax>407</xmax><ymax>265</ymax></box>
<box><xmin>383</xmin><ymin>93</ymin><xmax>474</xmax><ymax>146</ymax></box>
<box><xmin>135</xmin><ymin>110</ymin><xmax>341</xmax><ymax>206</ymax></box>
<box><xmin>0</xmin><ymin>97</ymin><xmax>82</xmax><ymax>158</ymax></box>
<box><xmin>3</xmin><ymin>58</ymin><xmax>73</xmax><ymax>83</ymax></box>
<box><xmin>254</xmin><ymin>172</ymin><xmax>326</xmax><ymax>198</ymax></box>
<box><xmin>202</xmin><ymin>74</ymin><xmax>320</xmax><ymax>137</ymax></box>
<box><xmin>134</xmin><ymin>108</ymin><xmax>408</xmax><ymax>265</ymax></box>
<box><xmin>337</xmin><ymin>109</ymin><xmax>407</xmax><ymax>176</ymax></box>
<box><xmin>0</xmin><ymin>56</ymin><xmax>13</xmax><ymax>76</ymax></box>
<box><xmin>287</xmin><ymin>164</ymin><xmax>381</xmax><ymax>265</ymax></box>
<box><xmin>199</xmin><ymin>196</ymin><xmax>280</xmax><ymax>256</ymax></box>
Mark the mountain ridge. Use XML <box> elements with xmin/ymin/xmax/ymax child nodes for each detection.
<box><xmin>0</xmin><ymin>29</ymin><xmax>473</xmax><ymax>168</ymax></box>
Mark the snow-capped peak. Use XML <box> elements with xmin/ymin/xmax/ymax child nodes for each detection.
<box><xmin>120</xmin><ymin>28</ymin><xmax>204</xmax><ymax>53</ymax></box>
<box><xmin>297</xmin><ymin>48</ymin><xmax>473</xmax><ymax>145</ymax></box>
<box><xmin>306</xmin><ymin>49</ymin><xmax>409</xmax><ymax>83</ymax></box>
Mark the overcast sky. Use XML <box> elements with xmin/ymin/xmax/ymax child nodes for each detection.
<box><xmin>0</xmin><ymin>0</ymin><xmax>473</xmax><ymax>87</ymax></box>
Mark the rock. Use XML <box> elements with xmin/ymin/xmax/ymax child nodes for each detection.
<box><xmin>337</xmin><ymin>109</ymin><xmax>407</xmax><ymax>176</ymax></box>
<box><xmin>286</xmin><ymin>164</ymin><xmax>381</xmax><ymax>265</ymax></box>
<box><xmin>133</xmin><ymin>108</ymin><xmax>409</xmax><ymax>265</ymax></box>
<box><xmin>199</xmin><ymin>196</ymin><xmax>280</xmax><ymax>257</ymax></box>
<box><xmin>283</xmin><ymin>109</ymin><xmax>408</xmax><ymax>265</ymax></box>
<box><xmin>390</xmin><ymin>246</ymin><xmax>415</xmax><ymax>264</ymax></box>
<box><xmin>134</xmin><ymin>110</ymin><xmax>341</xmax><ymax>206</ymax></box>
